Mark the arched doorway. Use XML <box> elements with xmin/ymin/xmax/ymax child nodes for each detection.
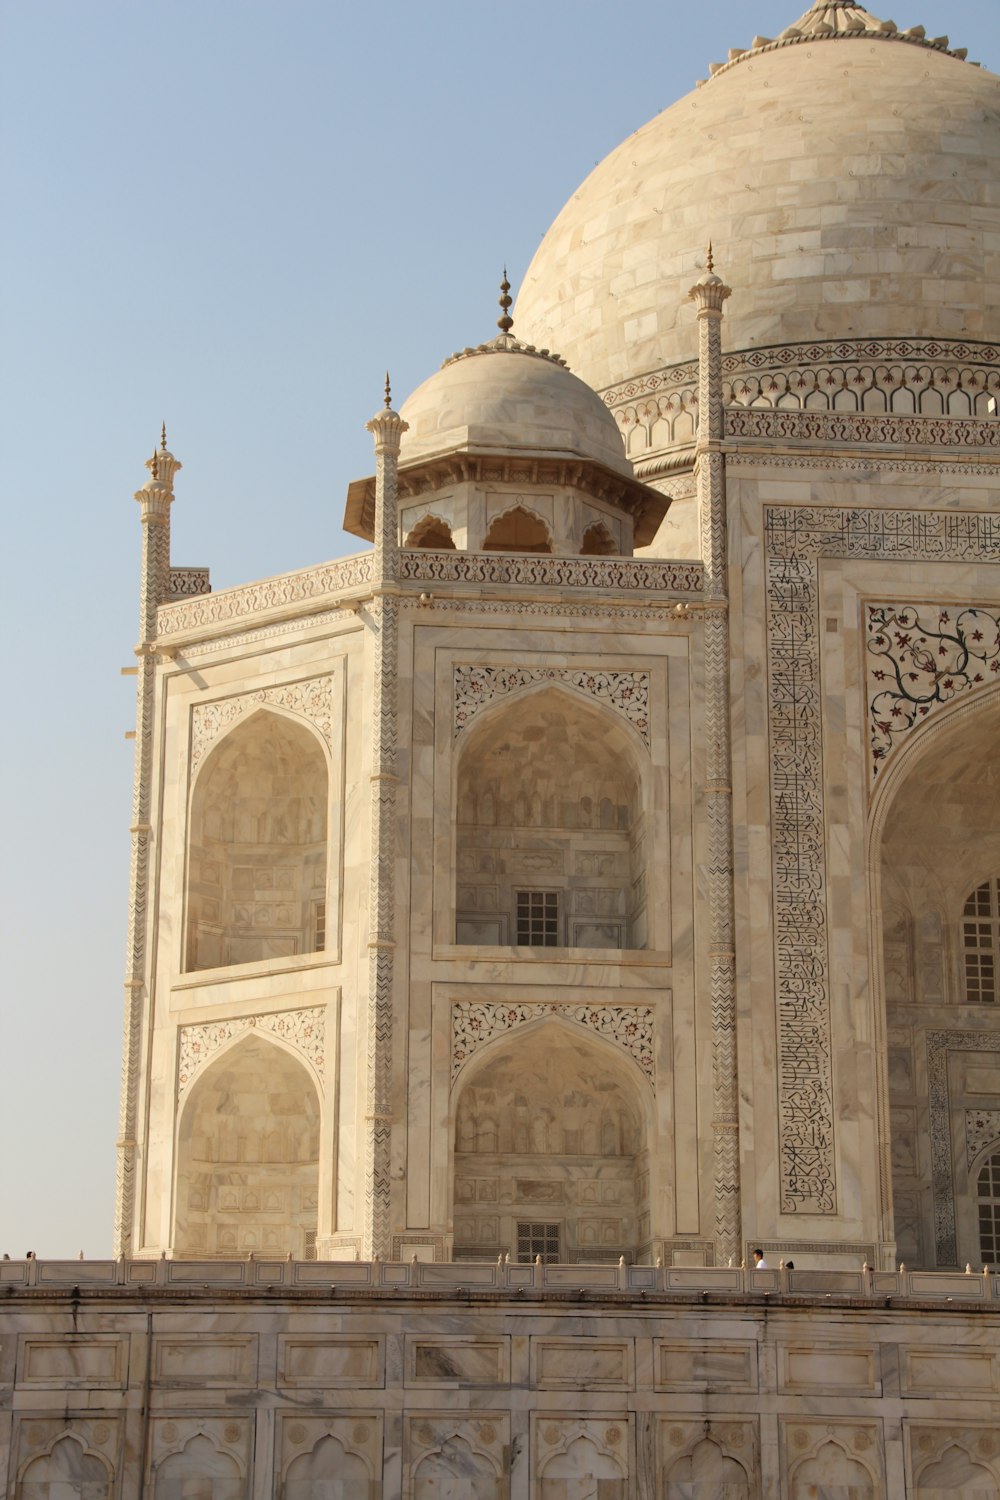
<box><xmin>455</xmin><ymin>685</ymin><xmax>649</xmax><ymax>949</ymax></box>
<box><xmin>175</xmin><ymin>1034</ymin><xmax>320</xmax><ymax>1258</ymax></box>
<box><xmin>185</xmin><ymin>710</ymin><xmax>328</xmax><ymax>972</ymax></box>
<box><xmin>876</xmin><ymin>694</ymin><xmax>1000</xmax><ymax>1267</ymax></box>
<box><xmin>452</xmin><ymin>1021</ymin><xmax>649</xmax><ymax>1263</ymax></box>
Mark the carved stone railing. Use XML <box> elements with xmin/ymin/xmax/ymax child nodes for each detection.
<box><xmin>157</xmin><ymin>553</ymin><xmax>375</xmax><ymax>637</ymax></box>
<box><xmin>3</xmin><ymin>1256</ymin><xmax>999</xmax><ymax>1302</ymax></box>
<box><xmin>605</xmin><ymin>339</ymin><xmax>1000</xmax><ymax>467</ymax></box>
<box><xmin>168</xmin><ymin>566</ymin><xmax>211</xmax><ymax>600</ymax></box>
<box><xmin>399</xmin><ymin>551</ymin><xmax>704</xmax><ymax>594</ymax></box>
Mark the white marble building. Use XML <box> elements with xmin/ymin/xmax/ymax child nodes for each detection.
<box><xmin>5</xmin><ymin>1</ymin><xmax>1000</xmax><ymax>1494</ymax></box>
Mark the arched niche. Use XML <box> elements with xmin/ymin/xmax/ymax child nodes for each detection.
<box><xmin>405</xmin><ymin>513</ymin><xmax>456</xmax><ymax>549</ymax></box>
<box><xmin>539</xmin><ymin>1436</ymin><xmax>625</xmax><ymax>1499</ymax></box>
<box><xmin>175</xmin><ymin>1034</ymin><xmax>320</xmax><ymax>1259</ymax></box>
<box><xmin>789</xmin><ymin>1439</ymin><xmax>874</xmax><ymax>1498</ymax></box>
<box><xmin>580</xmin><ymin>521</ymin><xmax>616</xmax><ymax>556</ymax></box>
<box><xmin>874</xmin><ymin>691</ymin><xmax>1000</xmax><ymax>1267</ymax></box>
<box><xmin>285</xmin><ymin>1434</ymin><xmax>371</xmax><ymax>1499</ymax></box>
<box><xmin>916</xmin><ymin>1442</ymin><xmax>999</xmax><ymax>1497</ymax></box>
<box><xmin>452</xmin><ymin>1020</ymin><xmax>650</xmax><ymax>1263</ymax></box>
<box><xmin>153</xmin><ymin>1436</ymin><xmax>242</xmax><ymax>1500</ymax></box>
<box><xmin>483</xmin><ymin>504</ymin><xmax>552</xmax><ymax>554</ymax></box>
<box><xmin>16</xmin><ymin>1434</ymin><xmax>112</xmax><ymax>1500</ymax></box>
<box><xmin>455</xmin><ymin>684</ymin><xmax>649</xmax><ymax>950</ymax></box>
<box><xmin>185</xmin><ymin>709</ymin><xmax>328</xmax><ymax>973</ymax></box>
<box><xmin>413</xmin><ymin>1436</ymin><xmax>500</xmax><ymax>1500</ymax></box>
<box><xmin>665</xmin><ymin>1437</ymin><xmax>749</xmax><ymax>1498</ymax></box>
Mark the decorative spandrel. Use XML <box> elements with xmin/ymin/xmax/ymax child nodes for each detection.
<box><xmin>867</xmin><ymin>604</ymin><xmax>1000</xmax><ymax>783</ymax></box>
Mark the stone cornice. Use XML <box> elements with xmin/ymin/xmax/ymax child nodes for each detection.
<box><xmin>724</xmin><ymin>407</ymin><xmax>1000</xmax><ymax>451</ymax></box>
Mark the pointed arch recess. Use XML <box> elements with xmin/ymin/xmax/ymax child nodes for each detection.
<box><xmin>405</xmin><ymin>513</ymin><xmax>456</xmax><ymax>549</ymax></box>
<box><xmin>185</xmin><ymin>705</ymin><xmax>330</xmax><ymax>972</ymax></box>
<box><xmin>454</xmin><ymin>680</ymin><xmax>651</xmax><ymax>950</ymax></box>
<box><xmin>483</xmin><ymin>503</ymin><xmax>553</xmax><ymax>554</ymax></box>
<box><xmin>452</xmin><ymin>1017</ymin><xmax>652</xmax><ymax>1265</ymax></box>
<box><xmin>174</xmin><ymin>1032</ymin><xmax>321</xmax><ymax>1260</ymax></box>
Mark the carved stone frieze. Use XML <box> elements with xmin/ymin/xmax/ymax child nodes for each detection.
<box><xmin>454</xmin><ymin>665</ymin><xmax>650</xmax><ymax>747</ymax></box>
<box><xmin>452</xmin><ymin>1000</ymin><xmax>654</xmax><ymax>1085</ymax></box>
<box><xmin>178</xmin><ymin>1008</ymin><xmax>325</xmax><ymax>1097</ymax></box>
<box><xmin>191</xmin><ymin>676</ymin><xmax>334</xmax><ymax>770</ymax></box>
<box><xmin>867</xmin><ymin>604</ymin><xmax>1000</xmax><ymax>784</ymax></box>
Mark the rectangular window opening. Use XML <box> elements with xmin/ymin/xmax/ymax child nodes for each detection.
<box><xmin>516</xmin><ymin>889</ymin><xmax>560</xmax><ymax>947</ymax></box>
<box><xmin>516</xmin><ymin>1221</ymin><xmax>560</xmax><ymax>1264</ymax></box>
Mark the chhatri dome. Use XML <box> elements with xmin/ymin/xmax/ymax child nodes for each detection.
<box><xmin>516</xmin><ymin>0</ymin><xmax>1000</xmax><ymax>393</ymax></box>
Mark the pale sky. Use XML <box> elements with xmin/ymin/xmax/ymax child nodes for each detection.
<box><xmin>1</xmin><ymin>0</ymin><xmax>997</xmax><ymax>1257</ymax></box>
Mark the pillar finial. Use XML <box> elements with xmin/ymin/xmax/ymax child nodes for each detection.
<box><xmin>160</xmin><ymin>421</ymin><xmax>167</xmax><ymax>451</ymax></box>
<box><xmin>706</xmin><ymin>240</ymin><xmax>714</xmax><ymax>274</ymax></box>
<box><xmin>150</xmin><ymin>449</ymin><xmax>159</xmax><ymax>480</ymax></box>
<box><xmin>497</xmin><ymin>267</ymin><xmax>513</xmax><ymax>334</ymax></box>
<box><xmin>384</xmin><ymin>371</ymin><xmax>392</xmax><ymax>409</ymax></box>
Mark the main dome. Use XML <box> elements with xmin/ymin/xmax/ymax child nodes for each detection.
<box><xmin>515</xmin><ymin>4</ymin><xmax>1000</xmax><ymax>394</ymax></box>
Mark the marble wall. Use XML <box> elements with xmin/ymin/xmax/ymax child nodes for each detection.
<box><xmin>3</xmin><ymin>1278</ymin><xmax>1000</xmax><ymax>1497</ymax></box>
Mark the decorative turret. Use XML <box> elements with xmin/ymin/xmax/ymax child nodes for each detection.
<box><xmin>365</xmin><ymin>373</ymin><xmax>408</xmax><ymax>587</ymax></box>
<box><xmin>133</xmin><ymin>424</ymin><xmax>181</xmax><ymax>644</ymax></box>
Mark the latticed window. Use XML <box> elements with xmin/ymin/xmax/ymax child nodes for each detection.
<box><xmin>963</xmin><ymin>879</ymin><xmax>1000</xmax><ymax>1002</ymax></box>
<box><xmin>517</xmin><ymin>1222</ymin><xmax>560</xmax><ymax>1264</ymax></box>
<box><xmin>304</xmin><ymin>1228</ymin><xmax>317</xmax><ymax>1262</ymax></box>
<box><xmin>977</xmin><ymin>1152</ymin><xmax>1000</xmax><ymax>1267</ymax></box>
<box><xmin>516</xmin><ymin>889</ymin><xmax>559</xmax><ymax>947</ymax></box>
<box><xmin>313</xmin><ymin>900</ymin><xmax>326</xmax><ymax>953</ymax></box>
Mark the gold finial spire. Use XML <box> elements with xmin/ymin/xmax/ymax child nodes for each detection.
<box><xmin>706</xmin><ymin>241</ymin><xmax>715</xmax><ymax>274</ymax></box>
<box><xmin>384</xmin><ymin>371</ymin><xmax>392</xmax><ymax>409</ymax></box>
<box><xmin>160</xmin><ymin>421</ymin><xmax>167</xmax><ymax>451</ymax></box>
<box><xmin>150</xmin><ymin>448</ymin><xmax>159</xmax><ymax>480</ymax></box>
<box><xmin>497</xmin><ymin>267</ymin><xmax>513</xmax><ymax>334</ymax></box>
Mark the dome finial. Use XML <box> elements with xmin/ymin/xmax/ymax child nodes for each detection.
<box><xmin>384</xmin><ymin>370</ymin><xmax>392</xmax><ymax>409</ymax></box>
<box><xmin>150</xmin><ymin>448</ymin><xmax>159</xmax><ymax>480</ymax></box>
<box><xmin>497</xmin><ymin>267</ymin><xmax>514</xmax><ymax>334</ymax></box>
<box><xmin>160</xmin><ymin>421</ymin><xmax>167</xmax><ymax>452</ymax></box>
<box><xmin>706</xmin><ymin>241</ymin><xmax>715</xmax><ymax>274</ymax></box>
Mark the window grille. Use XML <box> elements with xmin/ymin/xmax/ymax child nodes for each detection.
<box><xmin>978</xmin><ymin>1152</ymin><xmax>1000</xmax><ymax>1268</ymax></box>
<box><xmin>963</xmin><ymin>879</ymin><xmax>999</xmax><ymax>1002</ymax></box>
<box><xmin>313</xmin><ymin>900</ymin><xmax>326</xmax><ymax>953</ymax></box>
<box><xmin>517</xmin><ymin>1221</ymin><xmax>560</xmax><ymax>1264</ymax></box>
<box><xmin>516</xmin><ymin>889</ymin><xmax>559</xmax><ymax>947</ymax></box>
<box><xmin>304</xmin><ymin>1228</ymin><xmax>317</xmax><ymax>1262</ymax></box>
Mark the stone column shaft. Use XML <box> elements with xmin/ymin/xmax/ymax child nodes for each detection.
<box><xmin>690</xmin><ymin>269</ymin><xmax>741</xmax><ymax>1265</ymax></box>
<box><xmin>362</xmin><ymin>403</ymin><xmax>407</xmax><ymax>1259</ymax></box>
<box><xmin>115</xmin><ymin>447</ymin><xmax>179</xmax><ymax>1256</ymax></box>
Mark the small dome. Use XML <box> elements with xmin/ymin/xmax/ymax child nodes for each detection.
<box><xmin>398</xmin><ymin>337</ymin><xmax>633</xmax><ymax>478</ymax></box>
<box><xmin>516</xmin><ymin>11</ymin><xmax>1000</xmax><ymax>392</ymax></box>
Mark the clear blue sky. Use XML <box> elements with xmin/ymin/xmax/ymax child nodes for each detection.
<box><xmin>1</xmin><ymin>0</ymin><xmax>997</xmax><ymax>1257</ymax></box>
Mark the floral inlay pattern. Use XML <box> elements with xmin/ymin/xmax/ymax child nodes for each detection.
<box><xmin>178</xmin><ymin>1008</ymin><xmax>325</xmax><ymax>1097</ymax></box>
<box><xmin>191</xmin><ymin>677</ymin><xmax>334</xmax><ymax>769</ymax></box>
<box><xmin>452</xmin><ymin>1000</ymin><xmax>654</xmax><ymax>1084</ymax></box>
<box><xmin>867</xmin><ymin>605</ymin><xmax>1000</xmax><ymax>779</ymax></box>
<box><xmin>966</xmin><ymin>1109</ymin><xmax>1000</xmax><ymax>1168</ymax></box>
<box><xmin>454</xmin><ymin>666</ymin><xmax>650</xmax><ymax>746</ymax></box>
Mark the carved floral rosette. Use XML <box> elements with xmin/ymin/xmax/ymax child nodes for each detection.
<box><xmin>178</xmin><ymin>1008</ymin><xmax>325</xmax><ymax>1098</ymax></box>
<box><xmin>452</xmin><ymin>1000</ymin><xmax>654</xmax><ymax>1084</ymax></box>
<box><xmin>867</xmin><ymin>604</ymin><xmax>1000</xmax><ymax>783</ymax></box>
<box><xmin>191</xmin><ymin>676</ymin><xmax>334</xmax><ymax>770</ymax></box>
<box><xmin>454</xmin><ymin>665</ymin><xmax>650</xmax><ymax>746</ymax></box>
